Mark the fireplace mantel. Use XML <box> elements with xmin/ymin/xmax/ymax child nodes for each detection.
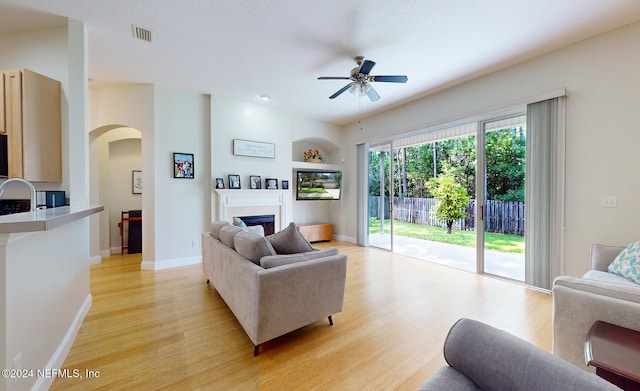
<box><xmin>214</xmin><ymin>189</ymin><xmax>290</xmax><ymax>232</ymax></box>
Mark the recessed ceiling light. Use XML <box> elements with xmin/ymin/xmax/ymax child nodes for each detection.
<box><xmin>260</xmin><ymin>95</ymin><xmax>270</xmax><ymax>101</ymax></box>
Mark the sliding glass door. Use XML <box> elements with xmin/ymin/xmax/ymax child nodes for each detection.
<box><xmin>479</xmin><ymin>117</ymin><xmax>526</xmax><ymax>281</ymax></box>
<box><xmin>364</xmin><ymin>115</ymin><xmax>527</xmax><ymax>282</ymax></box>
<box><xmin>368</xmin><ymin>144</ymin><xmax>392</xmax><ymax>250</ymax></box>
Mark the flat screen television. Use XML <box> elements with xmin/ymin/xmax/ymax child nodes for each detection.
<box><xmin>296</xmin><ymin>170</ymin><xmax>342</xmax><ymax>200</ymax></box>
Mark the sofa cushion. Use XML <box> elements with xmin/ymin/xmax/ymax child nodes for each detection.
<box><xmin>219</xmin><ymin>225</ymin><xmax>243</xmax><ymax>249</ymax></box>
<box><xmin>260</xmin><ymin>247</ymin><xmax>339</xmax><ymax>269</ymax></box>
<box><xmin>210</xmin><ymin>220</ymin><xmax>231</xmax><ymax>240</ymax></box>
<box><xmin>267</xmin><ymin>222</ymin><xmax>315</xmax><ymax>254</ymax></box>
<box><xmin>584</xmin><ymin>270</ymin><xmax>640</xmax><ymax>287</ymax></box>
<box><xmin>234</xmin><ymin>230</ymin><xmax>276</xmax><ymax>264</ymax></box>
<box><xmin>608</xmin><ymin>239</ymin><xmax>640</xmax><ymax>284</ymax></box>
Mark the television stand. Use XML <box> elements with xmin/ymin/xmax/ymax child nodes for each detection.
<box><xmin>298</xmin><ymin>223</ymin><xmax>333</xmax><ymax>242</ymax></box>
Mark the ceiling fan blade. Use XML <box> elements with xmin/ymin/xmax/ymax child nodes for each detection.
<box><xmin>366</xmin><ymin>85</ymin><xmax>380</xmax><ymax>102</ymax></box>
<box><xmin>329</xmin><ymin>83</ymin><xmax>354</xmax><ymax>99</ymax></box>
<box><xmin>358</xmin><ymin>59</ymin><xmax>376</xmax><ymax>75</ymax></box>
<box><xmin>318</xmin><ymin>76</ymin><xmax>351</xmax><ymax>80</ymax></box>
<box><xmin>371</xmin><ymin>75</ymin><xmax>408</xmax><ymax>83</ymax></box>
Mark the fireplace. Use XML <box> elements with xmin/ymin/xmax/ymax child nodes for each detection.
<box><xmin>236</xmin><ymin>214</ymin><xmax>275</xmax><ymax>235</ymax></box>
<box><xmin>214</xmin><ymin>189</ymin><xmax>290</xmax><ymax>232</ymax></box>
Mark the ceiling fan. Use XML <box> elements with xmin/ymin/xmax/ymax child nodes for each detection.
<box><xmin>318</xmin><ymin>56</ymin><xmax>408</xmax><ymax>102</ymax></box>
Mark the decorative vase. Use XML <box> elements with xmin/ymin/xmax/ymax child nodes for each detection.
<box><xmin>308</xmin><ymin>158</ymin><xmax>323</xmax><ymax>163</ymax></box>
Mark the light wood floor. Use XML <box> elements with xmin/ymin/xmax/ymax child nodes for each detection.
<box><xmin>52</xmin><ymin>241</ymin><xmax>551</xmax><ymax>390</ymax></box>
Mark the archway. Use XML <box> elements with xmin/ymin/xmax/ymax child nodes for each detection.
<box><xmin>89</xmin><ymin>125</ymin><xmax>142</xmax><ymax>259</ymax></box>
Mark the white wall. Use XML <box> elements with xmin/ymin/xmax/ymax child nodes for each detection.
<box><xmin>147</xmin><ymin>85</ymin><xmax>210</xmax><ymax>269</ymax></box>
<box><xmin>90</xmin><ymin>84</ymin><xmax>212</xmax><ymax>269</ymax></box>
<box><xmin>0</xmin><ymin>20</ymin><xmax>92</xmax><ymax>391</ymax></box>
<box><xmin>340</xmin><ymin>20</ymin><xmax>640</xmax><ymax>278</ymax></box>
<box><xmin>210</xmin><ymin>96</ymin><xmax>343</xmax><ymax>226</ymax></box>
<box><xmin>89</xmin><ymin>84</ymin><xmax>156</xmax><ymax>262</ymax></box>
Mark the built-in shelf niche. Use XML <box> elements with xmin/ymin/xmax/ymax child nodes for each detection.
<box><xmin>292</xmin><ymin>137</ymin><xmax>341</xmax><ymax>171</ymax></box>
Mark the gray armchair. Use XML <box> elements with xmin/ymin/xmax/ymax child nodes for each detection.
<box><xmin>552</xmin><ymin>243</ymin><xmax>640</xmax><ymax>370</ymax></box>
<box><xmin>417</xmin><ymin>318</ymin><xmax>618</xmax><ymax>391</ymax></box>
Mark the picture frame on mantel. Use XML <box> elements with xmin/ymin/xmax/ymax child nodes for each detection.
<box><xmin>233</xmin><ymin>139</ymin><xmax>275</xmax><ymax>159</ymax></box>
<box><xmin>228</xmin><ymin>174</ymin><xmax>241</xmax><ymax>189</ymax></box>
<box><xmin>250</xmin><ymin>175</ymin><xmax>261</xmax><ymax>189</ymax></box>
<box><xmin>265</xmin><ymin>178</ymin><xmax>278</xmax><ymax>190</ymax></box>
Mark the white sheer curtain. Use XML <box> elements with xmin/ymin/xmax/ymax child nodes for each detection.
<box><xmin>525</xmin><ymin>97</ymin><xmax>566</xmax><ymax>289</ymax></box>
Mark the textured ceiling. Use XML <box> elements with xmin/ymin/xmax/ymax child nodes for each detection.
<box><xmin>2</xmin><ymin>0</ymin><xmax>640</xmax><ymax>125</ymax></box>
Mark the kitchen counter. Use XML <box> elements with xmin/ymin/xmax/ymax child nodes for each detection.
<box><xmin>0</xmin><ymin>205</ymin><xmax>103</xmax><ymax>234</ymax></box>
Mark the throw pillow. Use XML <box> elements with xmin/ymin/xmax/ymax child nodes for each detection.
<box><xmin>218</xmin><ymin>225</ymin><xmax>243</xmax><ymax>249</ymax></box>
<box><xmin>608</xmin><ymin>240</ymin><xmax>640</xmax><ymax>284</ymax></box>
<box><xmin>233</xmin><ymin>217</ymin><xmax>248</xmax><ymax>229</ymax></box>
<box><xmin>246</xmin><ymin>225</ymin><xmax>265</xmax><ymax>236</ymax></box>
<box><xmin>267</xmin><ymin>222</ymin><xmax>315</xmax><ymax>254</ymax></box>
<box><xmin>210</xmin><ymin>221</ymin><xmax>231</xmax><ymax>240</ymax></box>
<box><xmin>234</xmin><ymin>230</ymin><xmax>276</xmax><ymax>264</ymax></box>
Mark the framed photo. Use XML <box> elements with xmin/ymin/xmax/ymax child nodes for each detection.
<box><xmin>281</xmin><ymin>180</ymin><xmax>289</xmax><ymax>190</ymax></box>
<box><xmin>250</xmin><ymin>175</ymin><xmax>261</xmax><ymax>189</ymax></box>
<box><xmin>132</xmin><ymin>170</ymin><xmax>142</xmax><ymax>194</ymax></box>
<box><xmin>265</xmin><ymin>178</ymin><xmax>278</xmax><ymax>190</ymax></box>
<box><xmin>173</xmin><ymin>152</ymin><xmax>194</xmax><ymax>179</ymax></box>
<box><xmin>228</xmin><ymin>174</ymin><xmax>241</xmax><ymax>189</ymax></box>
<box><xmin>215</xmin><ymin>177</ymin><xmax>225</xmax><ymax>189</ymax></box>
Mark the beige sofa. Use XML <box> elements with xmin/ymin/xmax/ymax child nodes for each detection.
<box><xmin>552</xmin><ymin>243</ymin><xmax>640</xmax><ymax>370</ymax></box>
<box><xmin>202</xmin><ymin>221</ymin><xmax>347</xmax><ymax>355</ymax></box>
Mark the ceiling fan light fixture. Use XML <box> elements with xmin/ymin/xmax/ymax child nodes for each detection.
<box><xmin>349</xmin><ymin>82</ymin><xmax>372</xmax><ymax>97</ymax></box>
<box><xmin>260</xmin><ymin>95</ymin><xmax>270</xmax><ymax>101</ymax></box>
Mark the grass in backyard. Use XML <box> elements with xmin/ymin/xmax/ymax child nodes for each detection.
<box><xmin>369</xmin><ymin>219</ymin><xmax>524</xmax><ymax>254</ymax></box>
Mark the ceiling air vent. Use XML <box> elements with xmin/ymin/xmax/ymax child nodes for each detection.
<box><xmin>132</xmin><ymin>25</ymin><xmax>152</xmax><ymax>43</ymax></box>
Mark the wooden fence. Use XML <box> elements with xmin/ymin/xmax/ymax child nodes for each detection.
<box><xmin>369</xmin><ymin>196</ymin><xmax>525</xmax><ymax>236</ymax></box>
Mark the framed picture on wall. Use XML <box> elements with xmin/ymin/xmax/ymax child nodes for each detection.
<box><xmin>173</xmin><ymin>152</ymin><xmax>194</xmax><ymax>179</ymax></box>
<box><xmin>132</xmin><ymin>170</ymin><xmax>142</xmax><ymax>194</ymax></box>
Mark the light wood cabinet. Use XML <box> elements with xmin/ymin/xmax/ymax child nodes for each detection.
<box><xmin>1</xmin><ymin>68</ymin><xmax>61</xmax><ymax>182</ymax></box>
<box><xmin>298</xmin><ymin>223</ymin><xmax>333</xmax><ymax>242</ymax></box>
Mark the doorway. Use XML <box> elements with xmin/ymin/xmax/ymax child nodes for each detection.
<box><xmin>89</xmin><ymin>126</ymin><xmax>142</xmax><ymax>257</ymax></box>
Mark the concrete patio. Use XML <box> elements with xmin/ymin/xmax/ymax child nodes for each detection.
<box><xmin>368</xmin><ymin>233</ymin><xmax>525</xmax><ymax>281</ymax></box>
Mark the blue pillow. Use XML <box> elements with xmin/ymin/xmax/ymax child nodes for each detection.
<box><xmin>608</xmin><ymin>240</ymin><xmax>640</xmax><ymax>284</ymax></box>
<box><xmin>233</xmin><ymin>217</ymin><xmax>248</xmax><ymax>228</ymax></box>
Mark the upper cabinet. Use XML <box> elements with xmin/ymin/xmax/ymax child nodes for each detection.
<box><xmin>1</xmin><ymin>68</ymin><xmax>62</xmax><ymax>182</ymax></box>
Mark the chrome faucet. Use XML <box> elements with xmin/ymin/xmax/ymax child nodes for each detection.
<box><xmin>0</xmin><ymin>178</ymin><xmax>37</xmax><ymax>212</ymax></box>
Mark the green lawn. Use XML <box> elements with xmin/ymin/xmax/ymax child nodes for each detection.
<box><xmin>369</xmin><ymin>219</ymin><xmax>524</xmax><ymax>254</ymax></box>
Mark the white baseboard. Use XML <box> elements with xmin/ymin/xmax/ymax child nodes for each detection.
<box><xmin>332</xmin><ymin>234</ymin><xmax>357</xmax><ymax>244</ymax></box>
<box><xmin>89</xmin><ymin>255</ymin><xmax>102</xmax><ymax>265</ymax></box>
<box><xmin>140</xmin><ymin>255</ymin><xmax>202</xmax><ymax>270</ymax></box>
<box><xmin>110</xmin><ymin>246</ymin><xmax>121</xmax><ymax>255</ymax></box>
<box><xmin>100</xmin><ymin>249</ymin><xmax>111</xmax><ymax>258</ymax></box>
<box><xmin>34</xmin><ymin>294</ymin><xmax>92</xmax><ymax>391</ymax></box>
